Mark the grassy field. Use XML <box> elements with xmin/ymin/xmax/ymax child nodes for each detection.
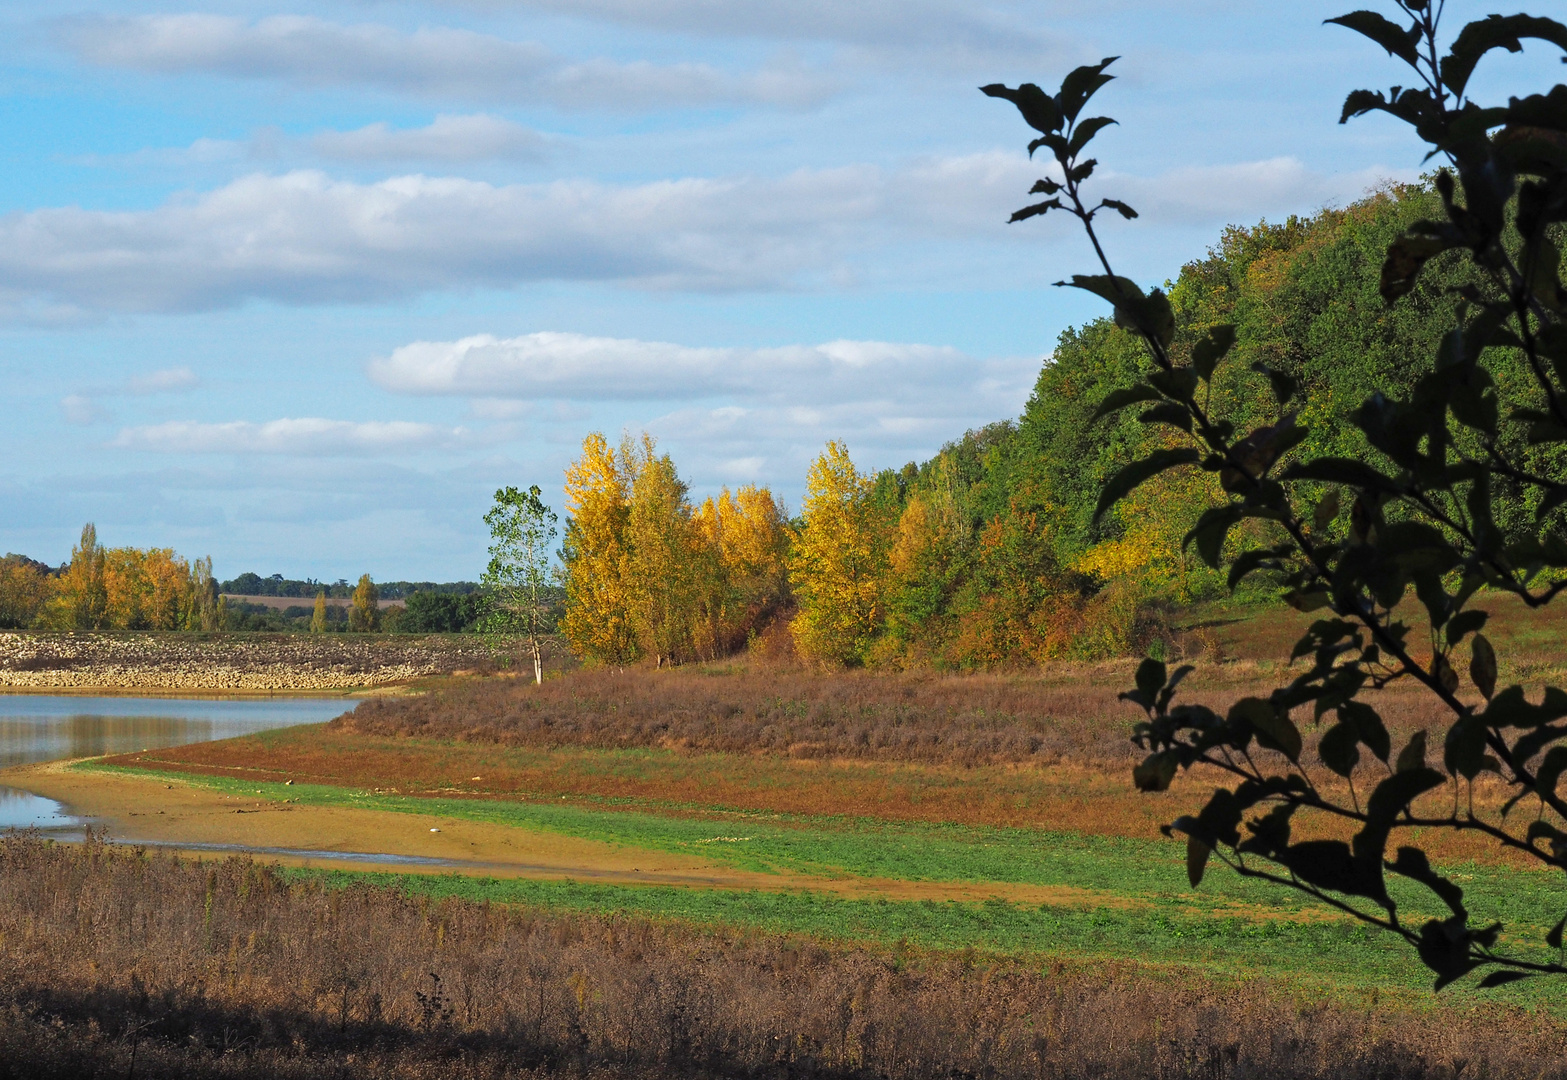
<box><xmin>17</xmin><ymin>593</ymin><xmax>1567</xmax><ymax>1076</ymax></box>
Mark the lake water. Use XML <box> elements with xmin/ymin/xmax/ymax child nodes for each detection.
<box><xmin>0</xmin><ymin>695</ymin><xmax>349</xmax><ymax>831</ymax></box>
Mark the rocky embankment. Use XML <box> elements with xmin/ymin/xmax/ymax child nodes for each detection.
<box><xmin>0</xmin><ymin>633</ymin><xmax>494</xmax><ymax>691</ymax></box>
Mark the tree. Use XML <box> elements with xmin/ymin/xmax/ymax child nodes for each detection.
<box><xmin>349</xmin><ymin>574</ymin><xmax>380</xmax><ymax>632</ymax></box>
<box><xmin>560</xmin><ymin>433</ymin><xmax>639</xmax><ymax>665</ymax></box>
<box><xmin>623</xmin><ymin>435</ymin><xmax>700</xmax><ymax>667</ymax></box>
<box><xmin>788</xmin><ymin>441</ymin><xmax>893</xmax><ymax>665</ymax></box>
<box><xmin>310</xmin><ymin>591</ymin><xmax>327</xmax><ymax>633</ymax></box>
<box><xmin>45</xmin><ymin>524</ymin><xmax>107</xmax><ymax>631</ymax></box>
<box><xmin>0</xmin><ymin>555</ymin><xmax>50</xmax><ymax>630</ymax></box>
<box><xmin>481</xmin><ymin>485</ymin><xmax>560</xmax><ymax>683</ymax></box>
<box><xmin>986</xmin><ymin>4</ymin><xmax>1567</xmax><ymax>987</ymax></box>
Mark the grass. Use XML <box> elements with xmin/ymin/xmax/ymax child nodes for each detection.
<box><xmin>82</xmin><ymin>760</ymin><xmax>1567</xmax><ymax>999</ymax></box>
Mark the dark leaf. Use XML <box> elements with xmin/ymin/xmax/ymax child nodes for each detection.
<box><xmin>979</xmin><ymin>82</ymin><xmax>1063</xmax><ymax>134</ymax></box>
<box><xmin>1135</xmin><ymin>657</ymin><xmax>1166</xmax><ymax>702</ymax></box>
<box><xmin>1190</xmin><ymin>324</ymin><xmax>1237</xmax><ymax>381</ymax></box>
<box><xmin>1183</xmin><ymin>503</ymin><xmax>1245</xmax><ymax>569</ymax></box>
<box><xmin>1325</xmin><ymin>11</ymin><xmax>1423</xmax><ymax>67</ymax></box>
<box><xmin>1057</xmin><ymin>57</ymin><xmax>1119</xmax><ymax>123</ymax></box>
<box><xmin>1068</xmin><ymin>116</ymin><xmax>1117</xmax><ymax>156</ymax></box>
<box><xmin>1099</xmin><ymin>198</ymin><xmax>1138</xmax><ymax>219</ymax></box>
<box><xmin>1381</xmin><ymin>233</ymin><xmax>1460</xmax><ymax>302</ymax></box>
<box><xmin>1139</xmin><ymin>402</ymin><xmax>1192</xmax><ymax>431</ymax></box>
<box><xmin>1471</xmin><ymin>633</ymin><xmax>1498</xmax><ymax>700</ymax></box>
<box><xmin>1318</xmin><ymin>721</ymin><xmax>1361</xmax><ymax>777</ymax></box>
<box><xmin>1132</xmin><ymin>752</ymin><xmax>1178</xmax><ymax>792</ymax></box>
<box><xmin>1445</xmin><ymin>609</ymin><xmax>1488</xmax><ymax>647</ymax></box>
<box><xmin>1388</xmin><ymin>847</ymin><xmax>1466</xmax><ymax>918</ymax></box>
<box><xmin>1093</xmin><ymin>448</ymin><xmax>1202</xmax><ymax>524</ymax></box>
<box><xmin>1186</xmin><ymin>835</ymin><xmax>1211</xmax><ymax>888</ymax></box>
<box><xmin>1230</xmin><ymin>697</ymin><xmax>1302</xmax><ymax>763</ymax></box>
<box><xmin>1396</xmin><ymin>730</ymin><xmax>1428</xmax><ymax>773</ymax></box>
<box><xmin>1091</xmin><ymin>384</ymin><xmax>1164</xmax><ymax>422</ymax></box>
<box><xmin>1477</xmin><ymin>970</ymin><xmax>1536</xmax><ymax>989</ymax></box>
<box><xmin>1442</xmin><ymin>15</ymin><xmax>1567</xmax><ymax>99</ymax></box>
<box><xmin>1547</xmin><ymin>913</ymin><xmax>1566</xmax><ymax>950</ymax></box>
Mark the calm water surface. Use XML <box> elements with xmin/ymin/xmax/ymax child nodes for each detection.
<box><xmin>0</xmin><ymin>695</ymin><xmax>348</xmax><ymax>831</ymax></box>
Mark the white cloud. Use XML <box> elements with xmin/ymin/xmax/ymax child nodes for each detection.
<box><xmin>125</xmin><ymin>366</ymin><xmax>200</xmax><ymax>394</ymax></box>
<box><xmin>56</xmin><ymin>14</ymin><xmax>834</xmax><ymax>109</ymax></box>
<box><xmin>0</xmin><ymin>156</ymin><xmax>1408</xmax><ymax>318</ymax></box>
<box><xmin>370</xmin><ymin>331</ymin><xmax>1041</xmax><ymax>483</ymax></box>
<box><xmin>371</xmin><ymin>331</ymin><xmax>984</xmax><ymax>405</ymax></box>
<box><xmin>309</xmin><ymin>114</ymin><xmax>546</xmax><ymax>162</ymax></box>
<box><xmin>60</xmin><ymin>394</ymin><xmax>108</xmax><ymax>425</ymax></box>
<box><xmin>111</xmin><ymin>418</ymin><xmax>459</xmax><ymax>455</ymax></box>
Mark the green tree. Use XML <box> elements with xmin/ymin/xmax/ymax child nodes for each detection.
<box><xmin>349</xmin><ymin>575</ymin><xmax>380</xmax><ymax>632</ymax></box>
<box><xmin>986</xmin><ymin>4</ymin><xmax>1567</xmax><ymax>987</ymax></box>
<box><xmin>481</xmin><ymin>485</ymin><xmax>560</xmax><ymax>683</ymax></box>
<box><xmin>310</xmin><ymin>591</ymin><xmax>327</xmax><ymax>633</ymax></box>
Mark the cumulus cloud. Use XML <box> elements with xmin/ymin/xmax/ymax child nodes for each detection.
<box><xmin>125</xmin><ymin>366</ymin><xmax>200</xmax><ymax>394</ymax></box>
<box><xmin>56</xmin><ymin>14</ymin><xmax>834</xmax><ymax>109</ymax></box>
<box><xmin>371</xmin><ymin>331</ymin><xmax>983</xmax><ymax>404</ymax></box>
<box><xmin>111</xmin><ymin>418</ymin><xmax>459</xmax><ymax>455</ymax></box>
<box><xmin>0</xmin><ymin>155</ymin><xmax>1406</xmax><ymax>317</ymax></box>
<box><xmin>309</xmin><ymin>114</ymin><xmax>546</xmax><ymax>162</ymax></box>
<box><xmin>450</xmin><ymin>0</ymin><xmax>1066</xmax><ymax>69</ymax></box>
<box><xmin>370</xmin><ymin>330</ymin><xmax>1041</xmax><ymax>480</ymax></box>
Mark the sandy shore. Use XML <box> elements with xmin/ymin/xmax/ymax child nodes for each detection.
<box><xmin>2</xmin><ymin>759</ymin><xmax>1142</xmax><ymax>908</ymax></box>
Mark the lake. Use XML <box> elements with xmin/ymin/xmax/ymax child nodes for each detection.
<box><xmin>0</xmin><ymin>694</ymin><xmax>349</xmax><ymax>831</ymax></box>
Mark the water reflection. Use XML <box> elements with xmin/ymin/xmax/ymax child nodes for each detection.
<box><xmin>0</xmin><ymin>695</ymin><xmax>349</xmax><ymax>769</ymax></box>
<box><xmin>0</xmin><ymin>785</ymin><xmax>75</xmax><ymax>831</ymax></box>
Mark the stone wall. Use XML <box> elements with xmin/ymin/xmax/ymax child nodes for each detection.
<box><xmin>0</xmin><ymin>633</ymin><xmax>495</xmax><ymax>691</ymax></box>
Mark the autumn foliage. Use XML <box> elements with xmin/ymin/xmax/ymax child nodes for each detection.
<box><xmin>0</xmin><ymin>523</ymin><xmax>222</xmax><ymax>632</ymax></box>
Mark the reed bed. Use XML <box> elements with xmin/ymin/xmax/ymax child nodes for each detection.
<box><xmin>1</xmin><ymin>834</ymin><xmax>1563</xmax><ymax>1079</ymax></box>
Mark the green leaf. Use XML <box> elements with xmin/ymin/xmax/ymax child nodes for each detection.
<box><xmin>1230</xmin><ymin>697</ymin><xmax>1302</xmax><ymax>763</ymax></box>
<box><xmin>1470</xmin><ymin>633</ymin><xmax>1498</xmax><ymax>700</ymax></box>
<box><xmin>1186</xmin><ymin>834</ymin><xmax>1211</xmax><ymax>888</ymax></box>
<box><xmin>1093</xmin><ymin>448</ymin><xmax>1201</xmax><ymax>524</ymax></box>
<box><xmin>1325</xmin><ymin>11</ymin><xmax>1422</xmax><ymax>67</ymax></box>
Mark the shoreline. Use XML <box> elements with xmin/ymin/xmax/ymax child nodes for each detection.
<box><xmin>0</xmin><ymin>685</ymin><xmax>404</xmax><ymax>700</ymax></box>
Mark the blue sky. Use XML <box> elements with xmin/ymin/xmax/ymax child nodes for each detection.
<box><xmin>0</xmin><ymin>1</ymin><xmax>1546</xmax><ymax>580</ymax></box>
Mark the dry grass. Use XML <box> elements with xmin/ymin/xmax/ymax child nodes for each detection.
<box><xmin>3</xmin><ymin>833</ymin><xmax>1565</xmax><ymax>1080</ymax></box>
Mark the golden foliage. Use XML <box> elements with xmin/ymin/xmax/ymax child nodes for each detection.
<box><xmin>788</xmin><ymin>441</ymin><xmax>891</xmax><ymax>666</ymax></box>
<box><xmin>34</xmin><ymin>524</ymin><xmax>220</xmax><ymax>632</ymax></box>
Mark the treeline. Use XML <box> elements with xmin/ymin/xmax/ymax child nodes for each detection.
<box><xmin>560</xmin><ymin>181</ymin><xmax>1535</xmax><ymax>668</ymax></box>
<box><xmin>0</xmin><ymin>526</ymin><xmax>223</xmax><ymax>632</ymax></box>
<box><xmin>221</xmin><ymin>571</ymin><xmax>479</xmax><ymax>601</ymax></box>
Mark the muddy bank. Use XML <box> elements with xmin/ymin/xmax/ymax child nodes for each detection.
<box><xmin>0</xmin><ymin>632</ymin><xmax>493</xmax><ymax>691</ymax></box>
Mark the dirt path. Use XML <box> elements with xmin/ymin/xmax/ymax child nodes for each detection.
<box><xmin>4</xmin><ymin>760</ymin><xmax>1144</xmax><ymax>909</ymax></box>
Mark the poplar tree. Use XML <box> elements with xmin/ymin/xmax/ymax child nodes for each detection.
<box><xmin>788</xmin><ymin>442</ymin><xmax>893</xmax><ymax>665</ymax></box>
<box><xmin>310</xmin><ymin>591</ymin><xmax>327</xmax><ymax>633</ymax></box>
<box><xmin>481</xmin><ymin>484</ymin><xmax>560</xmax><ymax>683</ymax></box>
<box><xmin>560</xmin><ymin>433</ymin><xmax>639</xmax><ymax>665</ymax></box>
<box><xmin>349</xmin><ymin>575</ymin><xmax>380</xmax><ymax>632</ymax></box>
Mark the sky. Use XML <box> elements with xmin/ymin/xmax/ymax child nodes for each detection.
<box><xmin>0</xmin><ymin>1</ymin><xmax>1547</xmax><ymax>581</ymax></box>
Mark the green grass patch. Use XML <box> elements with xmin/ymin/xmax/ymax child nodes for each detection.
<box><xmin>88</xmin><ymin>760</ymin><xmax>1567</xmax><ymax>1000</ymax></box>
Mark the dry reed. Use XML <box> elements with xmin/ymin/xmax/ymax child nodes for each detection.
<box><xmin>1</xmin><ymin>834</ymin><xmax>1563</xmax><ymax>1079</ymax></box>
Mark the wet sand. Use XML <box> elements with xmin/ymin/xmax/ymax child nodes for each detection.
<box><xmin>2</xmin><ymin>759</ymin><xmax>1144</xmax><ymax>909</ymax></box>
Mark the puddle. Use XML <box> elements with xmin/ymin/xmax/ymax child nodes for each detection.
<box><xmin>0</xmin><ymin>785</ymin><xmax>81</xmax><ymax>834</ymax></box>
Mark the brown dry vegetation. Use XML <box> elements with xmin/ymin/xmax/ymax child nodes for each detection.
<box><xmin>3</xmin><ymin>833</ymin><xmax>1565</xmax><ymax>1080</ymax></box>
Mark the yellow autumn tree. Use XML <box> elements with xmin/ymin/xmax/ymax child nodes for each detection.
<box><xmin>622</xmin><ymin>435</ymin><xmax>700</xmax><ymax>666</ymax></box>
<box><xmin>788</xmin><ymin>441</ymin><xmax>892</xmax><ymax>666</ymax></box>
<box><xmin>560</xmin><ymin>432</ymin><xmax>639</xmax><ymax>665</ymax></box>
<box><xmin>691</xmin><ymin>485</ymin><xmax>789</xmax><ymax>658</ymax></box>
<box><xmin>349</xmin><ymin>574</ymin><xmax>380</xmax><ymax>632</ymax></box>
<box><xmin>44</xmin><ymin>524</ymin><xmax>108</xmax><ymax>631</ymax></box>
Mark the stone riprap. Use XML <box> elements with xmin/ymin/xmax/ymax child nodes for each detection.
<box><xmin>0</xmin><ymin>633</ymin><xmax>494</xmax><ymax>691</ymax></box>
